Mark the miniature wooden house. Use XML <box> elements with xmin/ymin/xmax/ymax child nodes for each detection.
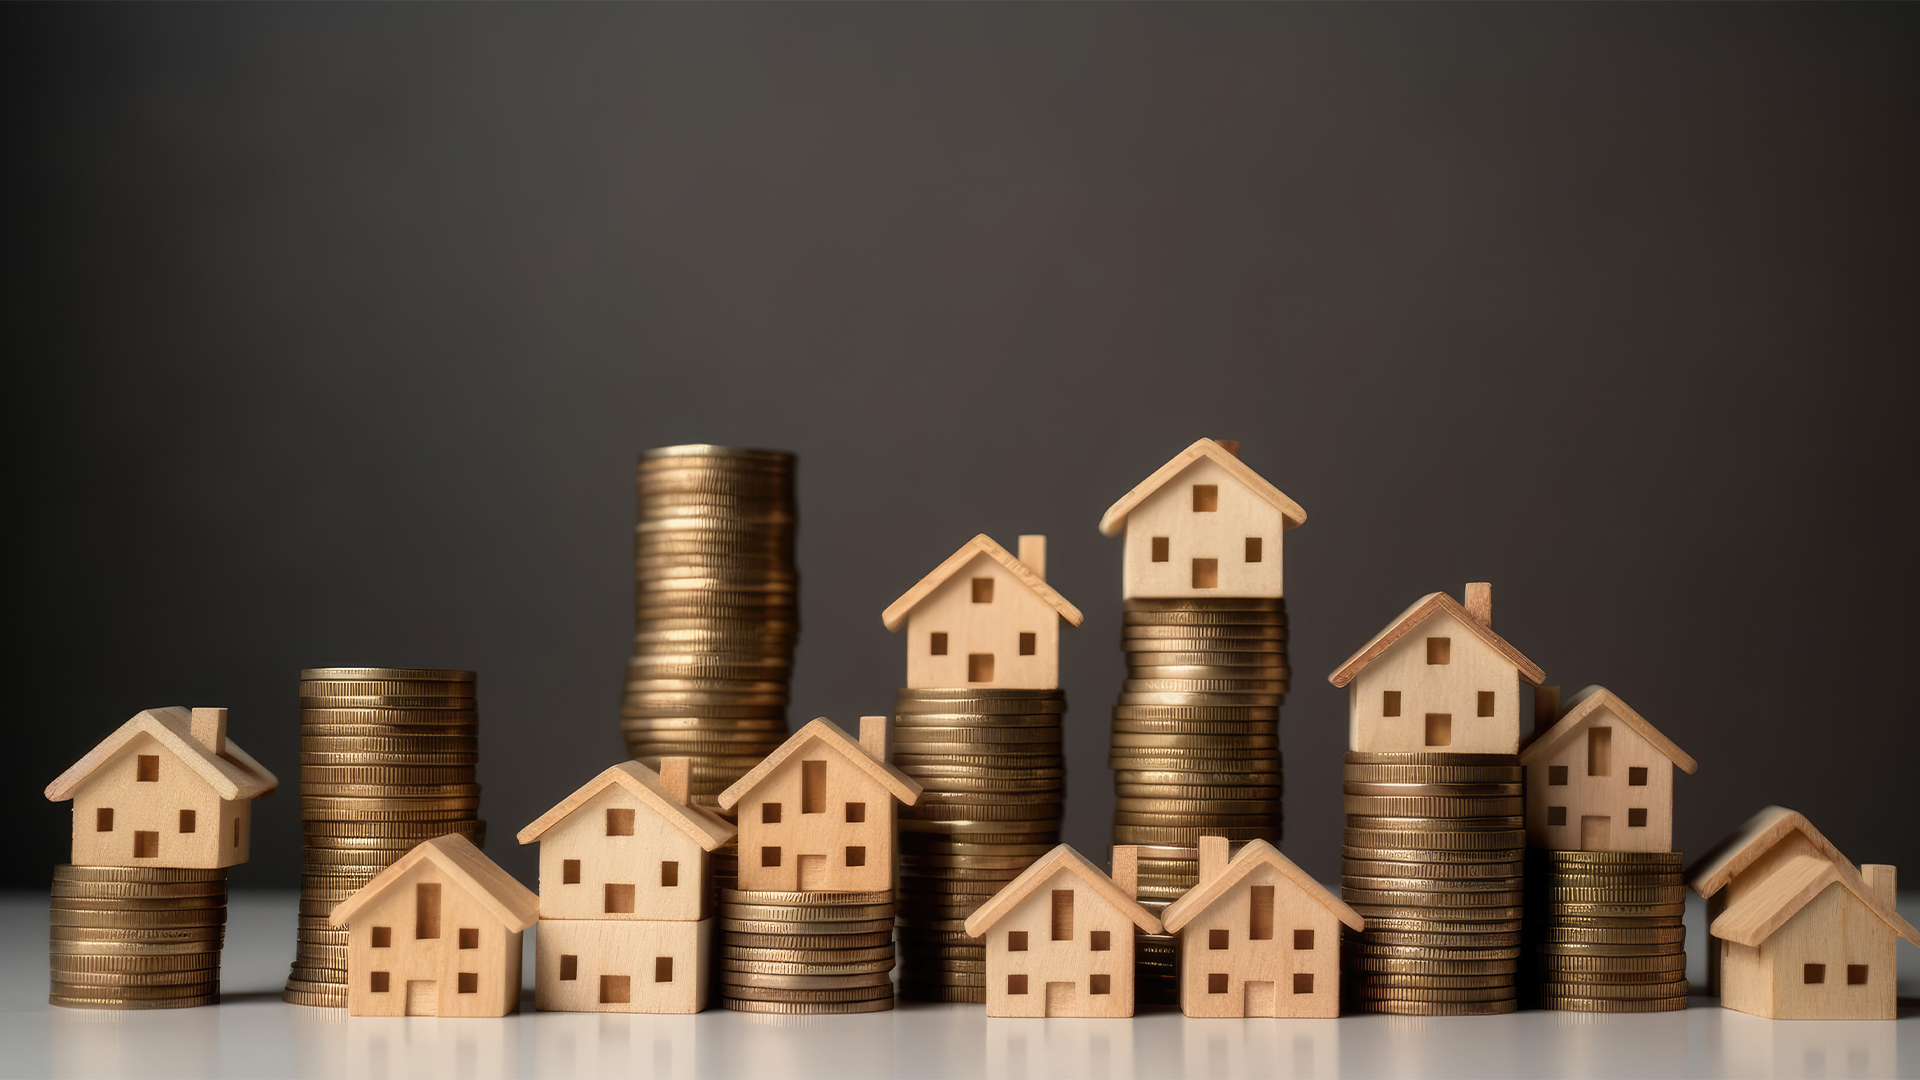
<box><xmin>1328</xmin><ymin>584</ymin><xmax>1546</xmax><ymax>755</ymax></box>
<box><xmin>1097</xmin><ymin>438</ymin><xmax>1307</xmax><ymax>600</ymax></box>
<box><xmin>1520</xmin><ymin>686</ymin><xmax>1698</xmax><ymax>853</ymax></box>
<box><xmin>964</xmin><ymin>844</ymin><xmax>1162</xmax><ymax>1018</ymax></box>
<box><xmin>1689</xmin><ymin>806</ymin><xmax>1916</xmax><ymax>1020</ymax></box>
<box><xmin>1160</xmin><ymin>837</ymin><xmax>1363</xmax><ymax>1018</ymax></box>
<box><xmin>330</xmin><ymin>833</ymin><xmax>539</xmax><ymax>1018</ymax></box>
<box><xmin>717</xmin><ymin>717</ymin><xmax>923</xmax><ymax>893</ymax></box>
<box><xmin>516</xmin><ymin>758</ymin><xmax>736</xmax><ymax>1013</ymax></box>
<box><xmin>44</xmin><ymin>707</ymin><xmax>277</xmax><ymax>869</ymax></box>
<box><xmin>881</xmin><ymin>534</ymin><xmax>1083</xmax><ymax>690</ymax></box>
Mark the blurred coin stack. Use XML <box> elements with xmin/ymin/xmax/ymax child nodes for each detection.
<box><xmin>284</xmin><ymin>667</ymin><xmax>485</xmax><ymax>1007</ymax></box>
<box><xmin>49</xmin><ymin>865</ymin><xmax>226</xmax><ymax>1009</ymax></box>
<box><xmin>717</xmin><ymin>888</ymin><xmax>897</xmax><ymax>1014</ymax></box>
<box><xmin>1339</xmin><ymin>751</ymin><xmax>1525</xmax><ymax>1015</ymax></box>
<box><xmin>1526</xmin><ymin>850</ymin><xmax>1687</xmax><ymax>1012</ymax></box>
<box><xmin>892</xmin><ymin>687</ymin><xmax>1066</xmax><ymax>1003</ymax></box>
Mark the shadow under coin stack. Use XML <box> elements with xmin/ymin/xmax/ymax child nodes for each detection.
<box><xmin>892</xmin><ymin>687</ymin><xmax>1066</xmax><ymax>1003</ymax></box>
<box><xmin>50</xmin><ymin>865</ymin><xmax>227</xmax><ymax>1009</ymax></box>
<box><xmin>1525</xmin><ymin>850</ymin><xmax>1687</xmax><ymax>1012</ymax></box>
<box><xmin>1111</xmin><ymin>597</ymin><xmax>1287</xmax><ymax>1004</ymax></box>
<box><xmin>1340</xmin><ymin>751</ymin><xmax>1525</xmax><ymax>1015</ymax></box>
<box><xmin>717</xmin><ymin>888</ymin><xmax>897</xmax><ymax>1014</ymax></box>
<box><xmin>284</xmin><ymin>667</ymin><xmax>485</xmax><ymax>1007</ymax></box>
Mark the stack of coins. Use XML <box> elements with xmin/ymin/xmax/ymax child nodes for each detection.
<box><xmin>892</xmin><ymin>687</ymin><xmax>1066</xmax><ymax>1003</ymax></box>
<box><xmin>49</xmin><ymin>865</ymin><xmax>226</xmax><ymax>1009</ymax></box>
<box><xmin>1129</xmin><ymin>843</ymin><xmax>1218</xmax><ymax>1005</ymax></box>
<box><xmin>1340</xmin><ymin>751</ymin><xmax>1525</xmax><ymax>1016</ymax></box>
<box><xmin>1526</xmin><ymin>850</ymin><xmax>1687</xmax><ymax>1012</ymax></box>
<box><xmin>621</xmin><ymin>446</ymin><xmax>798</xmax><ymax>813</ymax></box>
<box><xmin>284</xmin><ymin>667</ymin><xmax>484</xmax><ymax>1007</ymax></box>
<box><xmin>717</xmin><ymin>888</ymin><xmax>896</xmax><ymax>1014</ymax></box>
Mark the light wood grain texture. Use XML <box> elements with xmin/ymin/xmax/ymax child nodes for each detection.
<box><xmin>534</xmin><ymin>918</ymin><xmax>711</xmax><ymax>1014</ymax></box>
<box><xmin>883</xmin><ymin>534</ymin><xmax>1081</xmax><ymax>690</ymax></box>
<box><xmin>1098</xmin><ymin>440</ymin><xmax>1305</xmax><ymax>601</ymax></box>
<box><xmin>1337</xmin><ymin>591</ymin><xmax>1543</xmax><ymax>754</ymax></box>
<box><xmin>1520</xmin><ymin>686</ymin><xmax>1697</xmax><ymax>852</ymax></box>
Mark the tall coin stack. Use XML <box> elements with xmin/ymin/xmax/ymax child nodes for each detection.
<box><xmin>1339</xmin><ymin>751</ymin><xmax>1525</xmax><ymax>1015</ymax></box>
<box><xmin>1525</xmin><ymin>850</ymin><xmax>1687</xmax><ymax>1012</ymax></box>
<box><xmin>892</xmin><ymin>687</ymin><xmax>1066</xmax><ymax>1003</ymax></box>
<box><xmin>284</xmin><ymin>667</ymin><xmax>484</xmax><ymax>1008</ymax></box>
<box><xmin>717</xmin><ymin>888</ymin><xmax>897</xmax><ymax>1014</ymax></box>
<box><xmin>50</xmin><ymin>865</ymin><xmax>227</xmax><ymax>1009</ymax></box>
<box><xmin>1111</xmin><ymin>596</ymin><xmax>1287</xmax><ymax>1002</ymax></box>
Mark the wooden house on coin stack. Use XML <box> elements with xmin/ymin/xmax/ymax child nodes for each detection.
<box><xmin>1520</xmin><ymin>686</ymin><xmax>1698</xmax><ymax>853</ymax></box>
<box><xmin>1688</xmin><ymin>806</ymin><xmax>1916</xmax><ymax>1020</ymax></box>
<box><xmin>517</xmin><ymin>758</ymin><xmax>736</xmax><ymax>1013</ymax></box>
<box><xmin>1096</xmin><ymin>437</ymin><xmax>1305</xmax><ymax>599</ymax></box>
<box><xmin>45</xmin><ymin>707</ymin><xmax>277</xmax><ymax>868</ymax></box>
<box><xmin>964</xmin><ymin>844</ymin><xmax>1162</xmax><ymax>1018</ymax></box>
<box><xmin>882</xmin><ymin>533</ymin><xmax>1083</xmax><ymax>688</ymax></box>
<box><xmin>718</xmin><ymin>717</ymin><xmax>922</xmax><ymax>893</ymax></box>
<box><xmin>330</xmin><ymin>833</ymin><xmax>538</xmax><ymax>1018</ymax></box>
<box><xmin>1159</xmin><ymin>837</ymin><xmax>1363</xmax><ymax>1018</ymax></box>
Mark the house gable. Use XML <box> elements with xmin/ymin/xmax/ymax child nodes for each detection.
<box><xmin>966</xmin><ymin>845</ymin><xmax>1160</xmax><ymax>937</ymax></box>
<box><xmin>1344</xmin><ymin>606</ymin><xmax>1534</xmax><ymax>754</ymax></box>
<box><xmin>895</xmin><ymin>549</ymin><xmax>1070</xmax><ymax>690</ymax></box>
<box><xmin>716</xmin><ymin>718</ymin><xmax>921</xmax><ymax>812</ymax></box>
<box><xmin>517</xmin><ymin>761</ymin><xmax>735</xmax><ymax>851</ymax></box>
<box><xmin>1161</xmin><ymin>839</ymin><xmax>1362</xmax><ymax>934</ymax></box>
<box><xmin>332</xmin><ymin>833</ymin><xmax>538</xmax><ymax>933</ymax></box>
<box><xmin>46</xmin><ymin>707</ymin><xmax>277</xmax><ymax>803</ymax></box>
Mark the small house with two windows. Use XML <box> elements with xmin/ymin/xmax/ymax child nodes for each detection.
<box><xmin>1520</xmin><ymin>685</ymin><xmax>1698</xmax><ymax>853</ymax></box>
<box><xmin>882</xmin><ymin>534</ymin><xmax>1083</xmax><ymax>689</ymax></box>
<box><xmin>1098</xmin><ymin>438</ymin><xmax>1307</xmax><ymax>599</ymax></box>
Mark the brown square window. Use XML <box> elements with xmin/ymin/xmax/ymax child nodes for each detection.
<box><xmin>1426</xmin><ymin>638</ymin><xmax>1451</xmax><ymax>665</ymax></box>
<box><xmin>661</xmin><ymin>861</ymin><xmax>679</xmax><ymax>887</ymax></box>
<box><xmin>1628</xmin><ymin>766</ymin><xmax>1648</xmax><ymax>786</ymax></box>
<box><xmin>1086</xmin><ymin>930</ymin><xmax>1110</xmax><ymax>951</ymax></box>
<box><xmin>605</xmin><ymin>808</ymin><xmax>634</xmax><ymax>836</ymax></box>
<box><xmin>1007</xmin><ymin>974</ymin><xmax>1028</xmax><ymax>995</ymax></box>
<box><xmin>846</xmin><ymin>846</ymin><xmax>866</xmax><ymax>867</ymax></box>
<box><xmin>1424</xmin><ymin>713</ymin><xmax>1452</xmax><ymax>747</ymax></box>
<box><xmin>656</xmin><ymin>956</ymin><xmax>674</xmax><ymax>983</ymax></box>
<box><xmin>178</xmin><ymin>809</ymin><xmax>196</xmax><ymax>833</ymax></box>
<box><xmin>136</xmin><ymin>755</ymin><xmax>159</xmax><ymax>782</ymax></box>
<box><xmin>1208</xmin><ymin>973</ymin><xmax>1229</xmax><ymax>994</ymax></box>
<box><xmin>95</xmin><ymin>808</ymin><xmax>113</xmax><ymax>832</ymax></box>
<box><xmin>1192</xmin><ymin>558</ymin><xmax>1219</xmax><ymax>589</ymax></box>
<box><xmin>1293</xmin><ymin>929</ymin><xmax>1315</xmax><ymax>950</ymax></box>
<box><xmin>1477</xmin><ymin>691</ymin><xmax>1496</xmax><ymax>717</ymax></box>
<box><xmin>971</xmin><ymin>577</ymin><xmax>994</xmax><ymax>603</ymax></box>
<box><xmin>1293</xmin><ymin>973</ymin><xmax>1314</xmax><ymax>995</ymax></box>
<box><xmin>929</xmin><ymin>632</ymin><xmax>948</xmax><ymax>656</ymax></box>
<box><xmin>459</xmin><ymin>928</ymin><xmax>479</xmax><ymax>950</ymax></box>
<box><xmin>133</xmin><ymin>831</ymin><xmax>158</xmax><ymax>859</ymax></box>
<box><xmin>559</xmin><ymin>955</ymin><xmax>578</xmax><ymax>981</ymax></box>
<box><xmin>1847</xmin><ymin>964</ymin><xmax>1868</xmax><ymax>985</ymax></box>
<box><xmin>562</xmin><ymin>859</ymin><xmax>581</xmax><ymax>884</ymax></box>
<box><xmin>1089</xmin><ymin>974</ymin><xmax>1112</xmax><ymax>995</ymax></box>
<box><xmin>605</xmin><ymin>883</ymin><xmax>635</xmax><ymax>914</ymax></box>
<box><xmin>370</xmin><ymin>971</ymin><xmax>390</xmax><ymax>993</ymax></box>
<box><xmin>371</xmin><ymin>926</ymin><xmax>392</xmax><ymax>949</ymax></box>
<box><xmin>1192</xmin><ymin>484</ymin><xmax>1218</xmax><ymax>512</ymax></box>
<box><xmin>1019</xmin><ymin>632</ymin><xmax>1036</xmax><ymax>656</ymax></box>
<box><xmin>457</xmin><ymin>972</ymin><xmax>478</xmax><ymax>994</ymax></box>
<box><xmin>1548</xmin><ymin>766</ymin><xmax>1568</xmax><ymax>786</ymax></box>
<box><xmin>1245</xmin><ymin>537</ymin><xmax>1262</xmax><ymax>563</ymax></box>
<box><xmin>1151</xmin><ymin>537</ymin><xmax>1169</xmax><ymax>562</ymax></box>
<box><xmin>599</xmin><ymin>975</ymin><xmax>628</xmax><ymax>1004</ymax></box>
<box><xmin>1804</xmin><ymin>963</ymin><xmax>1826</xmax><ymax>984</ymax></box>
<box><xmin>762</xmin><ymin>802</ymin><xmax>783</xmax><ymax>824</ymax></box>
<box><xmin>1382</xmin><ymin>691</ymin><xmax>1400</xmax><ymax>717</ymax></box>
<box><xmin>1628</xmin><ymin>808</ymin><xmax>1648</xmax><ymax>828</ymax></box>
<box><xmin>1008</xmin><ymin>931</ymin><xmax>1028</xmax><ymax>952</ymax></box>
<box><xmin>968</xmin><ymin>653</ymin><xmax>995</xmax><ymax>682</ymax></box>
<box><xmin>762</xmin><ymin>846</ymin><xmax>781</xmax><ymax>867</ymax></box>
<box><xmin>1548</xmin><ymin>806</ymin><xmax>1567</xmax><ymax>826</ymax></box>
<box><xmin>845</xmin><ymin>802</ymin><xmax>866</xmax><ymax>823</ymax></box>
<box><xmin>1209</xmin><ymin>928</ymin><xmax>1229</xmax><ymax>950</ymax></box>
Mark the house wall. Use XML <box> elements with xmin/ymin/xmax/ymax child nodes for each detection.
<box><xmin>980</xmin><ymin>868</ymin><xmax>1137</xmax><ymax>1018</ymax></box>
<box><xmin>344</xmin><ymin>860</ymin><xmax>523</xmax><ymax>1018</ymax></box>
<box><xmin>534</xmin><ymin>918</ymin><xmax>711</xmax><ymax>1013</ymax></box>
<box><xmin>1755</xmin><ymin>883</ymin><xmax>1899</xmax><ymax>1020</ymax></box>
<box><xmin>535</xmin><ymin>786</ymin><xmax>709</xmax><ymax>921</ymax></box>
<box><xmin>1175</xmin><ymin>863</ymin><xmax>1344</xmax><ymax>1018</ymax></box>
<box><xmin>733</xmin><ymin>740</ymin><xmax>895</xmax><ymax>893</ymax></box>
<box><xmin>1524</xmin><ymin>705</ymin><xmax>1676</xmax><ymax>852</ymax></box>
<box><xmin>1120</xmin><ymin>457</ymin><xmax>1285</xmax><ymax>600</ymax></box>
<box><xmin>70</xmin><ymin>733</ymin><xmax>248</xmax><ymax>869</ymax></box>
<box><xmin>1348</xmin><ymin>611</ymin><xmax>1525</xmax><ymax>754</ymax></box>
<box><xmin>904</xmin><ymin>553</ymin><xmax>1061</xmax><ymax>689</ymax></box>
<box><xmin>1710</xmin><ymin>831</ymin><xmax>1825</xmax><ymax>995</ymax></box>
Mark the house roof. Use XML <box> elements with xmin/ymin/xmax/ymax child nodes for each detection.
<box><xmin>1687</xmin><ymin>805</ymin><xmax>1857</xmax><ymax>898</ymax></box>
<box><xmin>1328</xmin><ymin>590</ymin><xmax>1546</xmax><ymax>688</ymax></box>
<box><xmin>516</xmin><ymin>761</ymin><xmax>737</xmax><ymax>850</ymax></box>
<box><xmin>330</xmin><ymin>833</ymin><xmax>539</xmax><ymax>933</ymax></box>
<box><xmin>1098</xmin><ymin>438</ymin><xmax>1307</xmax><ymax>538</ymax></box>
<box><xmin>1519</xmin><ymin>686</ymin><xmax>1698</xmax><ymax>773</ymax></box>
<box><xmin>881</xmin><ymin>534</ymin><xmax>1083</xmax><ymax>633</ymax></box>
<box><xmin>1709</xmin><ymin>850</ymin><xmax>1919</xmax><ymax>948</ymax></box>
<box><xmin>45</xmin><ymin>707</ymin><xmax>278</xmax><ymax>803</ymax></box>
<box><xmin>1160</xmin><ymin>839</ymin><xmax>1365</xmax><ymax>935</ymax></box>
<box><xmin>964</xmin><ymin>844</ymin><xmax>1163</xmax><ymax>937</ymax></box>
<box><xmin>716</xmin><ymin>718</ymin><xmax>923</xmax><ymax>812</ymax></box>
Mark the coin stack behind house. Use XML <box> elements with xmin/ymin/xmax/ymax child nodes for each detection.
<box><xmin>1526</xmin><ymin>850</ymin><xmax>1687</xmax><ymax>1012</ymax></box>
<box><xmin>284</xmin><ymin>667</ymin><xmax>484</xmax><ymax>1008</ymax></box>
<box><xmin>717</xmin><ymin>888</ymin><xmax>897</xmax><ymax>1014</ymax></box>
<box><xmin>622</xmin><ymin>446</ymin><xmax>798</xmax><ymax>814</ymax></box>
<box><xmin>49</xmin><ymin>865</ymin><xmax>227</xmax><ymax>1009</ymax></box>
<box><xmin>892</xmin><ymin>687</ymin><xmax>1065</xmax><ymax>1003</ymax></box>
<box><xmin>1340</xmin><ymin>751</ymin><xmax>1526</xmax><ymax>1016</ymax></box>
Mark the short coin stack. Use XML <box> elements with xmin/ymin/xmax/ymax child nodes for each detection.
<box><xmin>892</xmin><ymin>687</ymin><xmax>1066</xmax><ymax>1003</ymax></box>
<box><xmin>717</xmin><ymin>888</ymin><xmax>896</xmax><ymax>1014</ymax></box>
<box><xmin>1526</xmin><ymin>850</ymin><xmax>1688</xmax><ymax>1012</ymax></box>
<box><xmin>49</xmin><ymin>865</ymin><xmax>226</xmax><ymax>1009</ymax></box>
<box><xmin>284</xmin><ymin>667</ymin><xmax>485</xmax><ymax>1008</ymax></box>
<box><xmin>621</xmin><ymin>446</ymin><xmax>798</xmax><ymax>813</ymax></box>
<box><xmin>1340</xmin><ymin>751</ymin><xmax>1525</xmax><ymax>1015</ymax></box>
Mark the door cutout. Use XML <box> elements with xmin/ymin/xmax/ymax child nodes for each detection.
<box><xmin>1045</xmin><ymin>981</ymin><xmax>1076</xmax><ymax>1017</ymax></box>
<box><xmin>798</xmin><ymin>854</ymin><xmax>826</xmax><ymax>891</ymax></box>
<box><xmin>1244</xmin><ymin>980</ymin><xmax>1276</xmax><ymax>1017</ymax></box>
<box><xmin>1580</xmin><ymin>815</ymin><xmax>1612</xmax><ymax>851</ymax></box>
<box><xmin>405</xmin><ymin>980</ymin><xmax>438</xmax><ymax>1016</ymax></box>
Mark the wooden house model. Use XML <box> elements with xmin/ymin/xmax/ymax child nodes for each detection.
<box><xmin>717</xmin><ymin>717</ymin><xmax>922</xmax><ymax>893</ymax></box>
<box><xmin>1328</xmin><ymin>584</ymin><xmax>1546</xmax><ymax>754</ymax></box>
<box><xmin>1159</xmin><ymin>837</ymin><xmax>1363</xmax><ymax>1018</ymax></box>
<box><xmin>964</xmin><ymin>844</ymin><xmax>1162</xmax><ymax>1018</ymax></box>
<box><xmin>1520</xmin><ymin>685</ymin><xmax>1698</xmax><ymax>853</ymax></box>
<box><xmin>1098</xmin><ymin>438</ymin><xmax>1307</xmax><ymax>600</ymax></box>
<box><xmin>44</xmin><ymin>707</ymin><xmax>277</xmax><ymax>869</ymax></box>
<box><xmin>1688</xmin><ymin>806</ymin><xmax>1916</xmax><ymax>1020</ymax></box>
<box><xmin>882</xmin><ymin>534</ymin><xmax>1083</xmax><ymax>689</ymax></box>
<box><xmin>331</xmin><ymin>833</ymin><xmax>538</xmax><ymax>1018</ymax></box>
<box><xmin>516</xmin><ymin>758</ymin><xmax>735</xmax><ymax>1013</ymax></box>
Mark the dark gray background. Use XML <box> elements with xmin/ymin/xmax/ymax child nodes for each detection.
<box><xmin>6</xmin><ymin>4</ymin><xmax>1915</xmax><ymax>891</ymax></box>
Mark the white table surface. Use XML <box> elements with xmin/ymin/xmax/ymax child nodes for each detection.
<box><xmin>2</xmin><ymin>891</ymin><xmax>1914</xmax><ymax>1079</ymax></box>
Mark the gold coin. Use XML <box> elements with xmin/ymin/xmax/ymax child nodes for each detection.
<box><xmin>1364</xmin><ymin>931</ymin><xmax>1523</xmax><ymax>948</ymax></box>
<box><xmin>897</xmin><ymin>840</ymin><xmax>1055</xmax><ymax>857</ymax></box>
<box><xmin>282</xmin><ymin>989</ymin><xmax>347</xmax><ymax>1008</ymax></box>
<box><xmin>1537</xmin><ymin>978</ymin><xmax>1691</xmax><ymax>1000</ymax></box>
<box><xmin>1542</xmin><ymin>902</ymin><xmax>1688</xmax><ymax>919</ymax></box>
<box><xmin>1344</xmin><ymin>782</ymin><xmax>1523</xmax><ymax>797</ymax></box>
<box><xmin>51</xmin><ymin>993</ymin><xmax>220</xmax><ymax>1010</ymax></box>
<box><xmin>1345</xmin><ymin>943</ymin><xmax>1522</xmax><ymax>961</ymax></box>
<box><xmin>719</xmin><ymin>918</ymin><xmax>896</xmax><ymax>936</ymax></box>
<box><xmin>50</xmin><ymin>881</ymin><xmax>228</xmax><ymax>900</ymax></box>
<box><xmin>1534</xmin><ymin>926</ymin><xmax>1687</xmax><ymax>946</ymax></box>
<box><xmin>1116</xmin><ymin>770</ymin><xmax>1281</xmax><ymax>788</ymax></box>
<box><xmin>1345</xmin><ymin>957</ymin><xmax>1518</xmax><ymax>975</ymax></box>
<box><xmin>1346</xmin><ymin>817</ymin><xmax>1524</xmax><ymax>833</ymax></box>
<box><xmin>1342</xmin><ymin>888</ymin><xmax>1525</xmax><ymax>909</ymax></box>
<box><xmin>1345</xmin><ymin>796</ymin><xmax>1526</xmax><ymax>817</ymax></box>
<box><xmin>1345</xmin><ymin>860</ymin><xmax>1524</xmax><ymax>881</ymax></box>
<box><xmin>49</xmin><ymin>908</ymin><xmax>225</xmax><ymax>928</ymax></box>
<box><xmin>1344</xmin><ymin>752</ymin><xmax>1518</xmax><ymax>767</ymax></box>
<box><xmin>1534</xmin><ymin>953</ymin><xmax>1687</xmax><ymax>973</ymax></box>
<box><xmin>1111</xmin><ymin>733</ymin><xmax>1280</xmax><ymax>751</ymax></box>
<box><xmin>1532</xmin><ymin>850</ymin><xmax>1682</xmax><ymax>866</ymax></box>
<box><xmin>719</xmin><ymin>902</ymin><xmax>897</xmax><ymax>922</ymax></box>
<box><xmin>49</xmin><ymin>953</ymin><xmax>217</xmax><ymax>974</ymax></box>
<box><xmin>53</xmin><ymin>866</ymin><xmax>225</xmax><ymax>884</ymax></box>
<box><xmin>1343</xmin><ymin>875</ymin><xmax>1524</xmax><ymax>894</ymax></box>
<box><xmin>724</xmin><ymin>930</ymin><xmax>894</xmax><ymax>950</ymax></box>
<box><xmin>1114</xmin><ymin>692</ymin><xmax>1285</xmax><ymax>708</ymax></box>
<box><xmin>721</xmin><ymin>996</ymin><xmax>894</xmax><ymax>1015</ymax></box>
<box><xmin>1343</xmin><ymin>846</ymin><xmax>1524</xmax><ymax>865</ymax></box>
<box><xmin>1527</xmin><ymin>968</ymin><xmax>1688</xmax><ymax>984</ymax></box>
<box><xmin>48</xmin><ymin>895</ymin><xmax>227</xmax><ymax>911</ymax></box>
<box><xmin>1537</xmin><ymin>995</ymin><xmax>1689</xmax><ymax>1013</ymax></box>
<box><xmin>50</xmin><ymin>966</ymin><xmax>218</xmax><ymax>987</ymax></box>
<box><xmin>721</xmin><ymin>984</ymin><xmax>896</xmax><ymax>1003</ymax></box>
<box><xmin>1539</xmin><ymin>885</ymin><xmax>1688</xmax><ymax>904</ymax></box>
<box><xmin>50</xmin><ymin>979</ymin><xmax>219</xmax><ymax>1000</ymax></box>
<box><xmin>1350</xmin><ymin>986</ymin><xmax>1515</xmax><ymax>1002</ymax></box>
<box><xmin>721</xmin><ymin>971</ymin><xmax>894</xmax><ymax>990</ymax></box>
<box><xmin>1354</xmin><ymin>999</ymin><xmax>1518</xmax><ymax>1016</ymax></box>
<box><xmin>1112</xmin><ymin>825</ymin><xmax>1275</xmax><ymax>845</ymax></box>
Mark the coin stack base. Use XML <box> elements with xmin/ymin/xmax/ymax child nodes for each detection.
<box><xmin>1340</xmin><ymin>751</ymin><xmax>1524</xmax><ymax>1016</ymax></box>
<box><xmin>718</xmin><ymin>889</ymin><xmax>897</xmax><ymax>1014</ymax></box>
<box><xmin>1526</xmin><ymin>849</ymin><xmax>1688</xmax><ymax>1013</ymax></box>
<box><xmin>50</xmin><ymin>865</ymin><xmax>227</xmax><ymax>1010</ymax></box>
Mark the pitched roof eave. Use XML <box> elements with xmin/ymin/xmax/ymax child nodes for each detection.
<box><xmin>1519</xmin><ymin>686</ymin><xmax>1698</xmax><ymax>773</ymax></box>
<box><xmin>716</xmin><ymin>719</ymin><xmax>924</xmax><ymax>811</ymax></box>
<box><xmin>1160</xmin><ymin>840</ymin><xmax>1364</xmax><ymax>934</ymax></box>
<box><xmin>517</xmin><ymin>762</ymin><xmax>737</xmax><ymax>850</ymax></box>
<box><xmin>45</xmin><ymin>708</ymin><xmax>279</xmax><ymax>803</ymax></box>
<box><xmin>1328</xmin><ymin>592</ymin><xmax>1546</xmax><ymax>688</ymax></box>
<box><xmin>331</xmin><ymin>834</ymin><xmax>539</xmax><ymax>932</ymax></box>
<box><xmin>1098</xmin><ymin>438</ymin><xmax>1307</xmax><ymax>538</ymax></box>
<box><xmin>1687</xmin><ymin>806</ymin><xmax>1851</xmax><ymax>898</ymax></box>
<box><xmin>963</xmin><ymin>845</ymin><xmax>1162</xmax><ymax>937</ymax></box>
<box><xmin>881</xmin><ymin>534</ymin><xmax>1083</xmax><ymax>632</ymax></box>
<box><xmin>1711</xmin><ymin>852</ymin><xmax>1920</xmax><ymax>948</ymax></box>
